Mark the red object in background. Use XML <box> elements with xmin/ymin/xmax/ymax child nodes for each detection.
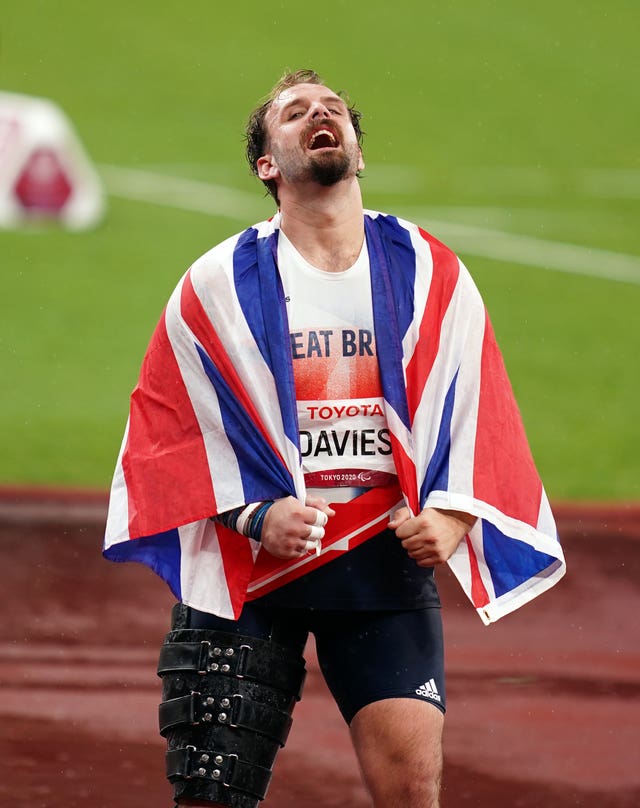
<box><xmin>13</xmin><ymin>147</ymin><xmax>73</xmax><ymax>212</ymax></box>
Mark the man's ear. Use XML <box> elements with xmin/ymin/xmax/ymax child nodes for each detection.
<box><xmin>257</xmin><ymin>154</ymin><xmax>279</xmax><ymax>182</ymax></box>
<box><xmin>357</xmin><ymin>148</ymin><xmax>365</xmax><ymax>172</ymax></box>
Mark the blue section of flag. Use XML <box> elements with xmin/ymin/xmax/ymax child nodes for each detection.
<box><xmin>104</xmin><ymin>528</ymin><xmax>182</xmax><ymax>599</ymax></box>
<box><xmin>420</xmin><ymin>371</ymin><xmax>457</xmax><ymax>502</ymax></box>
<box><xmin>371</xmin><ymin>215</ymin><xmax>418</xmax><ymax>342</ymax></box>
<box><xmin>482</xmin><ymin>521</ymin><xmax>560</xmax><ymax>598</ymax></box>
<box><xmin>367</xmin><ymin>215</ymin><xmax>414</xmax><ymax>430</ymax></box>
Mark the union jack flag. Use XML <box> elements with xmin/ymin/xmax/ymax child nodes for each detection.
<box><xmin>104</xmin><ymin>211</ymin><xmax>565</xmax><ymax>624</ymax></box>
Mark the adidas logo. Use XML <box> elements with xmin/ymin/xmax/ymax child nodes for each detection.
<box><xmin>415</xmin><ymin>678</ymin><xmax>442</xmax><ymax>703</ymax></box>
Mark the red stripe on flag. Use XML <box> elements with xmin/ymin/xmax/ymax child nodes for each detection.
<box><xmin>388</xmin><ymin>435</ymin><xmax>419</xmax><ymax>515</ymax></box>
<box><xmin>465</xmin><ymin>536</ymin><xmax>490</xmax><ymax>608</ymax></box>
<box><xmin>405</xmin><ymin>229</ymin><xmax>459</xmax><ymax>421</ymax></box>
<box><xmin>473</xmin><ymin>312</ymin><xmax>542</xmax><ymax>524</ymax></box>
<box><xmin>216</xmin><ymin>523</ymin><xmax>257</xmax><ymax>618</ymax></box>
<box><xmin>122</xmin><ymin>310</ymin><xmax>216</xmax><ymax>538</ymax></box>
<box><xmin>180</xmin><ymin>271</ymin><xmax>289</xmax><ymax>470</ymax></box>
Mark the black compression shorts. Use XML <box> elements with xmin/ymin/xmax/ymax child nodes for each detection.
<box><xmin>185</xmin><ymin>603</ymin><xmax>446</xmax><ymax>724</ymax></box>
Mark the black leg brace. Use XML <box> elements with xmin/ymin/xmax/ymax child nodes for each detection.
<box><xmin>157</xmin><ymin>604</ymin><xmax>306</xmax><ymax>807</ymax></box>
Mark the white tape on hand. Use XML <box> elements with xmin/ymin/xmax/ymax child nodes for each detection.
<box><xmin>307</xmin><ymin>524</ymin><xmax>325</xmax><ymax>541</ymax></box>
<box><xmin>304</xmin><ymin>540</ymin><xmax>318</xmax><ymax>553</ymax></box>
<box><xmin>312</xmin><ymin>508</ymin><xmax>328</xmax><ymax>528</ymax></box>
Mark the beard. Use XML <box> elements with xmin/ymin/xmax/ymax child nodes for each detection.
<box><xmin>308</xmin><ymin>149</ymin><xmax>353</xmax><ymax>186</ymax></box>
<box><xmin>276</xmin><ymin>142</ymin><xmax>360</xmax><ymax>188</ymax></box>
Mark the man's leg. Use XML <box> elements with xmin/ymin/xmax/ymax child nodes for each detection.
<box><xmin>314</xmin><ymin>607</ymin><xmax>446</xmax><ymax>808</ymax></box>
<box><xmin>349</xmin><ymin>698</ymin><xmax>443</xmax><ymax>808</ymax></box>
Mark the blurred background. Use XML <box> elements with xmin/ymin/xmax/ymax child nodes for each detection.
<box><xmin>1</xmin><ymin>0</ymin><xmax>638</xmax><ymax>501</ymax></box>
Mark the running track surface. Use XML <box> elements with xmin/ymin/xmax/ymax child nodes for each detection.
<box><xmin>1</xmin><ymin>489</ymin><xmax>638</xmax><ymax>807</ymax></box>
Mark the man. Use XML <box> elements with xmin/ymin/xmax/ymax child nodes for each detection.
<box><xmin>104</xmin><ymin>70</ymin><xmax>565</xmax><ymax>808</ymax></box>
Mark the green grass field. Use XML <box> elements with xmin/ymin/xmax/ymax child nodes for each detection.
<box><xmin>1</xmin><ymin>1</ymin><xmax>638</xmax><ymax>500</ymax></box>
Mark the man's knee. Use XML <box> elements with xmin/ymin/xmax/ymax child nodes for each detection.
<box><xmin>364</xmin><ymin>757</ymin><xmax>441</xmax><ymax>808</ymax></box>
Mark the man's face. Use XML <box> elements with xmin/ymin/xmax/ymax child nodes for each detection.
<box><xmin>259</xmin><ymin>83</ymin><xmax>364</xmax><ymax>191</ymax></box>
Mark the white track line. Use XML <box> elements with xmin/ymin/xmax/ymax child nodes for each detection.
<box><xmin>100</xmin><ymin>165</ymin><xmax>640</xmax><ymax>285</ymax></box>
<box><xmin>100</xmin><ymin>164</ymin><xmax>270</xmax><ymax>222</ymax></box>
<box><xmin>400</xmin><ymin>210</ymin><xmax>640</xmax><ymax>286</ymax></box>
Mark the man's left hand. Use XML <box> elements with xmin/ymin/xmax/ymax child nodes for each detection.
<box><xmin>389</xmin><ymin>507</ymin><xmax>476</xmax><ymax>567</ymax></box>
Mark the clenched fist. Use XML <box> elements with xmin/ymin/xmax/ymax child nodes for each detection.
<box><xmin>261</xmin><ymin>495</ymin><xmax>335</xmax><ymax>559</ymax></box>
<box><xmin>389</xmin><ymin>506</ymin><xmax>476</xmax><ymax>567</ymax></box>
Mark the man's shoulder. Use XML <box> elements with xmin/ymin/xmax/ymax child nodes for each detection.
<box><xmin>365</xmin><ymin>208</ymin><xmax>445</xmax><ymax>239</ymax></box>
<box><xmin>364</xmin><ymin>209</ymin><xmax>459</xmax><ymax>259</ymax></box>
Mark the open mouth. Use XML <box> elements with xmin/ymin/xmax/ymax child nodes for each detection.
<box><xmin>307</xmin><ymin>129</ymin><xmax>339</xmax><ymax>150</ymax></box>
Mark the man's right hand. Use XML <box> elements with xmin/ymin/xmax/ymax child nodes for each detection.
<box><xmin>261</xmin><ymin>495</ymin><xmax>335</xmax><ymax>558</ymax></box>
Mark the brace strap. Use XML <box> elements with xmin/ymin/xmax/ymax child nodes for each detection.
<box><xmin>158</xmin><ymin>637</ymin><xmax>305</xmax><ymax>698</ymax></box>
<box><xmin>159</xmin><ymin>691</ymin><xmax>293</xmax><ymax>745</ymax></box>
<box><xmin>166</xmin><ymin>746</ymin><xmax>271</xmax><ymax>800</ymax></box>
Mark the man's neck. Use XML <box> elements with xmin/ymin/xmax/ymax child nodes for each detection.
<box><xmin>278</xmin><ymin>179</ymin><xmax>365</xmax><ymax>273</ymax></box>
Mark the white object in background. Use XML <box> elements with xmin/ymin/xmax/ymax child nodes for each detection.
<box><xmin>0</xmin><ymin>91</ymin><xmax>106</xmax><ymax>230</ymax></box>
